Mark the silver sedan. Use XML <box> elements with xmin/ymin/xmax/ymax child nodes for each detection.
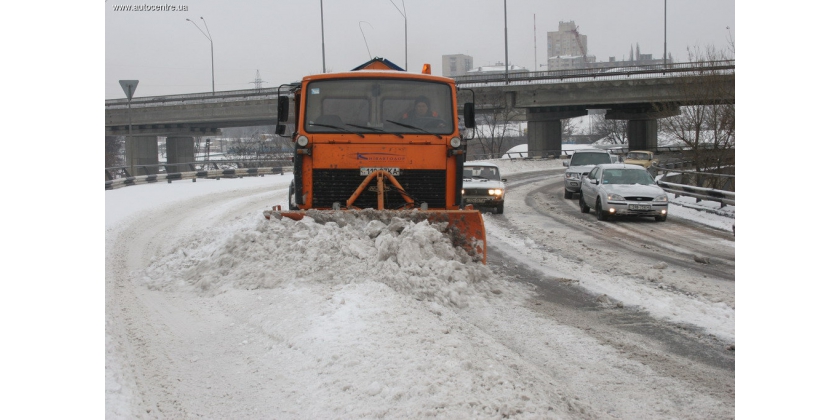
<box><xmin>578</xmin><ymin>164</ymin><xmax>669</xmax><ymax>222</ymax></box>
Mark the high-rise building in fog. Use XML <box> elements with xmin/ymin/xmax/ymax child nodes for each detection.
<box><xmin>442</xmin><ymin>54</ymin><xmax>473</xmax><ymax>77</ymax></box>
<box><xmin>546</xmin><ymin>20</ymin><xmax>595</xmax><ymax>70</ymax></box>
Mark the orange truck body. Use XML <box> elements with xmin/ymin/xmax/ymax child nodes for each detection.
<box><xmin>266</xmin><ymin>60</ymin><xmax>486</xmax><ymax>262</ymax></box>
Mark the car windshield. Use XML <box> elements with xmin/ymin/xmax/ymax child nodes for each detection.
<box><xmin>569</xmin><ymin>152</ymin><xmax>612</xmax><ymax>166</ymax></box>
<box><xmin>463</xmin><ymin>166</ymin><xmax>500</xmax><ymax>180</ymax></box>
<box><xmin>601</xmin><ymin>169</ymin><xmax>654</xmax><ymax>185</ymax></box>
<box><xmin>626</xmin><ymin>152</ymin><xmax>651</xmax><ymax>160</ymax></box>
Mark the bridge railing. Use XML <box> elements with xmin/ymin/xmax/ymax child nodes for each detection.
<box><xmin>105</xmin><ymin>86</ymin><xmax>295</xmax><ymax>109</ymax></box>
<box><xmin>105</xmin><ymin>60</ymin><xmax>735</xmax><ymax>108</ymax></box>
<box><xmin>106</xmin><ymin>157</ymin><xmax>293</xmax><ymax>181</ymax></box>
<box><xmin>454</xmin><ymin>60</ymin><xmax>734</xmax><ymax>87</ymax></box>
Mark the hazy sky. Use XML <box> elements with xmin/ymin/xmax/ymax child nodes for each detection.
<box><xmin>104</xmin><ymin>0</ymin><xmax>734</xmax><ymax>99</ymax></box>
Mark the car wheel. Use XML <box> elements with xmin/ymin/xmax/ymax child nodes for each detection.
<box><xmin>654</xmin><ymin>214</ymin><xmax>667</xmax><ymax>222</ymax></box>
<box><xmin>496</xmin><ymin>203</ymin><xmax>504</xmax><ymax>214</ymax></box>
<box><xmin>596</xmin><ymin>198</ymin><xmax>610</xmax><ymax>221</ymax></box>
<box><xmin>579</xmin><ymin>192</ymin><xmax>590</xmax><ymax>213</ymax></box>
<box><xmin>564</xmin><ymin>188</ymin><xmax>573</xmax><ymax>199</ymax></box>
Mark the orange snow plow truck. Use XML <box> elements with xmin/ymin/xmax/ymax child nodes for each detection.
<box><xmin>263</xmin><ymin>58</ymin><xmax>487</xmax><ymax>262</ymax></box>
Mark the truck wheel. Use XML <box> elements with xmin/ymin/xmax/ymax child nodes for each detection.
<box><xmin>564</xmin><ymin>188</ymin><xmax>573</xmax><ymax>199</ymax></box>
<box><xmin>288</xmin><ymin>180</ymin><xmax>299</xmax><ymax>210</ymax></box>
<box><xmin>496</xmin><ymin>203</ymin><xmax>504</xmax><ymax>214</ymax></box>
<box><xmin>579</xmin><ymin>193</ymin><xmax>590</xmax><ymax>213</ymax></box>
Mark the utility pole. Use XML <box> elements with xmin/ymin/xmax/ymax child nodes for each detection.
<box><xmin>250</xmin><ymin>70</ymin><xmax>264</xmax><ymax>89</ymax></box>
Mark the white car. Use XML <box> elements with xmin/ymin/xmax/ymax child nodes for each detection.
<box><xmin>579</xmin><ymin>163</ymin><xmax>669</xmax><ymax>222</ymax></box>
<box><xmin>462</xmin><ymin>163</ymin><xmax>506</xmax><ymax>214</ymax></box>
<box><xmin>562</xmin><ymin>149</ymin><xmax>613</xmax><ymax>199</ymax></box>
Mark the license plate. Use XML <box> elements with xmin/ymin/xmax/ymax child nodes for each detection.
<box><xmin>465</xmin><ymin>198</ymin><xmax>489</xmax><ymax>203</ymax></box>
<box><xmin>629</xmin><ymin>204</ymin><xmax>651</xmax><ymax>211</ymax></box>
<box><xmin>360</xmin><ymin>167</ymin><xmax>400</xmax><ymax>176</ymax></box>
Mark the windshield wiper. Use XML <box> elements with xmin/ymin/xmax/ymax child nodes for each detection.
<box><xmin>309</xmin><ymin>123</ymin><xmax>364</xmax><ymax>138</ymax></box>
<box><xmin>346</xmin><ymin>123</ymin><xmax>403</xmax><ymax>138</ymax></box>
<box><xmin>385</xmin><ymin>119</ymin><xmax>442</xmax><ymax>139</ymax></box>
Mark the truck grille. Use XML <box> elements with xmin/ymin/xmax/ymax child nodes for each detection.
<box><xmin>312</xmin><ymin>169</ymin><xmax>447</xmax><ymax>209</ymax></box>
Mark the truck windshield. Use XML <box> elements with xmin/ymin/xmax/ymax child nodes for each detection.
<box><xmin>303</xmin><ymin>78</ymin><xmax>454</xmax><ymax>135</ymax></box>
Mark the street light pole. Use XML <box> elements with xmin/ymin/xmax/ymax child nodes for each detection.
<box><xmin>187</xmin><ymin>17</ymin><xmax>215</xmax><ymax>94</ymax></box>
<box><xmin>389</xmin><ymin>0</ymin><xmax>407</xmax><ymax>70</ymax></box>
<box><xmin>504</xmin><ymin>0</ymin><xmax>509</xmax><ymax>84</ymax></box>
<box><xmin>320</xmin><ymin>0</ymin><xmax>326</xmax><ymax>73</ymax></box>
<box><xmin>663</xmin><ymin>0</ymin><xmax>667</xmax><ymax>67</ymax></box>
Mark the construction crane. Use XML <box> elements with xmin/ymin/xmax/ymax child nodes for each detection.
<box><xmin>570</xmin><ymin>26</ymin><xmax>587</xmax><ymax>63</ymax></box>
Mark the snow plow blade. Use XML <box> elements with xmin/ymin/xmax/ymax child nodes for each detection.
<box><xmin>263</xmin><ymin>207</ymin><xmax>487</xmax><ymax>263</ymax></box>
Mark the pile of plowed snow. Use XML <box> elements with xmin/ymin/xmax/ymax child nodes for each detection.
<box><xmin>142</xmin><ymin>212</ymin><xmax>525</xmax><ymax>308</ymax></box>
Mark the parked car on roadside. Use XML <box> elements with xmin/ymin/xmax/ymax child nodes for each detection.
<box><xmin>462</xmin><ymin>162</ymin><xmax>507</xmax><ymax>214</ymax></box>
<box><xmin>578</xmin><ymin>163</ymin><xmax>669</xmax><ymax>222</ymax></box>
<box><xmin>562</xmin><ymin>149</ymin><xmax>613</xmax><ymax>199</ymax></box>
<box><xmin>623</xmin><ymin>150</ymin><xmax>658</xmax><ymax>169</ymax></box>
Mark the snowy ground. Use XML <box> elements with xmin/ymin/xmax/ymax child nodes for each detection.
<box><xmin>98</xmin><ymin>157</ymin><xmax>737</xmax><ymax>418</ymax></box>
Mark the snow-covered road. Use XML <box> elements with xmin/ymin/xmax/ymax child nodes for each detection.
<box><xmin>105</xmin><ymin>159</ymin><xmax>735</xmax><ymax>418</ymax></box>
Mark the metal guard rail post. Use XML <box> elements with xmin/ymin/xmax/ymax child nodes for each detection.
<box><xmin>656</xmin><ymin>180</ymin><xmax>735</xmax><ymax>208</ymax></box>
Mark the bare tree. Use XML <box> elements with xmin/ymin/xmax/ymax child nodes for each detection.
<box><xmin>470</xmin><ymin>90</ymin><xmax>524</xmax><ymax>159</ymax></box>
<box><xmin>105</xmin><ymin>135</ymin><xmax>124</xmax><ymax>170</ymax></box>
<box><xmin>655</xmin><ymin>43</ymin><xmax>735</xmax><ymax>188</ymax></box>
<box><xmin>589</xmin><ymin>113</ymin><xmax>628</xmax><ymax>144</ymax></box>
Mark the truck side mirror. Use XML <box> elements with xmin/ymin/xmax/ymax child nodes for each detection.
<box><xmin>278</xmin><ymin>96</ymin><xmax>289</xmax><ymax>123</ymax></box>
<box><xmin>275</xmin><ymin>96</ymin><xmax>290</xmax><ymax>136</ymax></box>
<box><xmin>463</xmin><ymin>103</ymin><xmax>476</xmax><ymax>128</ymax></box>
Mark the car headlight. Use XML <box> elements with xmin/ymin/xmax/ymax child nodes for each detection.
<box><xmin>654</xmin><ymin>194</ymin><xmax>668</xmax><ymax>202</ymax></box>
<box><xmin>489</xmin><ymin>189</ymin><xmax>504</xmax><ymax>196</ymax></box>
<box><xmin>565</xmin><ymin>172</ymin><xmax>580</xmax><ymax>179</ymax></box>
<box><xmin>607</xmin><ymin>193</ymin><xmax>625</xmax><ymax>201</ymax></box>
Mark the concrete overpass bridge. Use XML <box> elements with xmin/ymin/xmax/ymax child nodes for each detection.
<box><xmin>105</xmin><ymin>61</ymin><xmax>734</xmax><ymax>175</ymax></box>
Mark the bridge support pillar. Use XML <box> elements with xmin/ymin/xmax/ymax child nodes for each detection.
<box><xmin>525</xmin><ymin>108</ymin><xmax>588</xmax><ymax>158</ymax></box>
<box><xmin>626</xmin><ymin>119</ymin><xmax>659</xmax><ymax>151</ymax></box>
<box><xmin>165</xmin><ymin>136</ymin><xmax>196</xmax><ymax>173</ymax></box>
<box><xmin>125</xmin><ymin>135</ymin><xmax>159</xmax><ymax>177</ymax></box>
<box><xmin>606</xmin><ymin>105</ymin><xmax>680</xmax><ymax>151</ymax></box>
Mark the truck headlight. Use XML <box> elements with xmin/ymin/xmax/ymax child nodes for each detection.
<box><xmin>296</xmin><ymin>136</ymin><xmax>309</xmax><ymax>147</ymax></box>
<box><xmin>450</xmin><ymin>137</ymin><xmax>461</xmax><ymax>148</ymax></box>
<box><xmin>565</xmin><ymin>172</ymin><xmax>580</xmax><ymax>179</ymax></box>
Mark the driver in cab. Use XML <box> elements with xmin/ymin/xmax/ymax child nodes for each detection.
<box><xmin>402</xmin><ymin>96</ymin><xmax>439</xmax><ymax>120</ymax></box>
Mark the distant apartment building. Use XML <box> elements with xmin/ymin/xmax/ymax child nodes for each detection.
<box><xmin>442</xmin><ymin>54</ymin><xmax>473</xmax><ymax>77</ymax></box>
<box><xmin>546</xmin><ymin>21</ymin><xmax>668</xmax><ymax>71</ymax></box>
<box><xmin>546</xmin><ymin>21</ymin><xmax>594</xmax><ymax>70</ymax></box>
<box><xmin>466</xmin><ymin>62</ymin><xmax>529</xmax><ymax>76</ymax></box>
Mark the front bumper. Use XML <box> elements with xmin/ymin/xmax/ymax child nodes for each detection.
<box><xmin>564</xmin><ymin>178</ymin><xmax>582</xmax><ymax>192</ymax></box>
<box><xmin>463</xmin><ymin>194</ymin><xmax>504</xmax><ymax>207</ymax></box>
<box><xmin>604</xmin><ymin>201</ymin><xmax>668</xmax><ymax>217</ymax></box>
